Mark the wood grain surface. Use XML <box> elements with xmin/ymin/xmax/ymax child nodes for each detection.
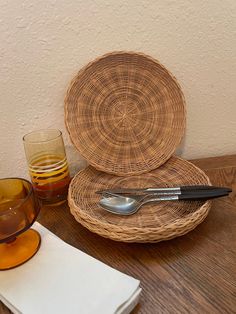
<box><xmin>1</xmin><ymin>155</ymin><xmax>236</xmax><ymax>314</ymax></box>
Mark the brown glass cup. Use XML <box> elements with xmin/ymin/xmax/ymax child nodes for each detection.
<box><xmin>0</xmin><ymin>178</ymin><xmax>41</xmax><ymax>270</ymax></box>
<box><xmin>23</xmin><ymin>129</ymin><xmax>70</xmax><ymax>204</ymax></box>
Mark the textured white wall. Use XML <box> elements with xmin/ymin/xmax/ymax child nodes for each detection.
<box><xmin>1</xmin><ymin>0</ymin><xmax>236</xmax><ymax>178</ymax></box>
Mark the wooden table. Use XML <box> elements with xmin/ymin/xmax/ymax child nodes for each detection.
<box><xmin>1</xmin><ymin>155</ymin><xmax>236</xmax><ymax>314</ymax></box>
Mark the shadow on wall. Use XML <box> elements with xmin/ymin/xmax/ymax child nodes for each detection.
<box><xmin>65</xmin><ymin>145</ymin><xmax>88</xmax><ymax>176</ymax></box>
<box><xmin>175</xmin><ymin>136</ymin><xmax>186</xmax><ymax>157</ymax></box>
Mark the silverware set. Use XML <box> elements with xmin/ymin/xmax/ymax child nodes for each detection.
<box><xmin>97</xmin><ymin>185</ymin><xmax>232</xmax><ymax>215</ymax></box>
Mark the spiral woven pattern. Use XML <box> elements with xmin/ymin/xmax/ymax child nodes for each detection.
<box><xmin>69</xmin><ymin>156</ymin><xmax>211</xmax><ymax>243</ymax></box>
<box><xmin>65</xmin><ymin>51</ymin><xmax>186</xmax><ymax>176</ymax></box>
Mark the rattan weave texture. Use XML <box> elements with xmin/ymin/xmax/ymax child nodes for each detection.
<box><xmin>69</xmin><ymin>156</ymin><xmax>211</xmax><ymax>243</ymax></box>
<box><xmin>65</xmin><ymin>51</ymin><xmax>186</xmax><ymax>176</ymax></box>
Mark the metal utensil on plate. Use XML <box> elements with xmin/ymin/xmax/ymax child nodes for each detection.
<box><xmin>96</xmin><ymin>185</ymin><xmax>232</xmax><ymax>196</ymax></box>
<box><xmin>99</xmin><ymin>189</ymin><xmax>230</xmax><ymax>215</ymax></box>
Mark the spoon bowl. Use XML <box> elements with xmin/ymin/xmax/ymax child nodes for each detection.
<box><xmin>99</xmin><ymin>195</ymin><xmax>141</xmax><ymax>215</ymax></box>
<box><xmin>99</xmin><ymin>194</ymin><xmax>179</xmax><ymax>215</ymax></box>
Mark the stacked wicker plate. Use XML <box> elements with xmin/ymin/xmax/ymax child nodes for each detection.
<box><xmin>65</xmin><ymin>51</ymin><xmax>211</xmax><ymax>243</ymax></box>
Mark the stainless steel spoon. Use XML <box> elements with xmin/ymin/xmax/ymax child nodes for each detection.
<box><xmin>99</xmin><ymin>194</ymin><xmax>179</xmax><ymax>215</ymax></box>
<box><xmin>99</xmin><ymin>191</ymin><xmax>229</xmax><ymax>215</ymax></box>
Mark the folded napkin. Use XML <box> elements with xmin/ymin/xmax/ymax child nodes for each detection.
<box><xmin>0</xmin><ymin>223</ymin><xmax>141</xmax><ymax>314</ymax></box>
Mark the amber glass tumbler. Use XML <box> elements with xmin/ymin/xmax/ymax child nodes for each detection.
<box><xmin>0</xmin><ymin>178</ymin><xmax>41</xmax><ymax>270</ymax></box>
<box><xmin>23</xmin><ymin>129</ymin><xmax>70</xmax><ymax>204</ymax></box>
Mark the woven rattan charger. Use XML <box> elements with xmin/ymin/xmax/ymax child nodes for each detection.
<box><xmin>69</xmin><ymin>156</ymin><xmax>211</xmax><ymax>243</ymax></box>
<box><xmin>66</xmin><ymin>52</ymin><xmax>211</xmax><ymax>243</ymax></box>
<box><xmin>65</xmin><ymin>51</ymin><xmax>186</xmax><ymax>176</ymax></box>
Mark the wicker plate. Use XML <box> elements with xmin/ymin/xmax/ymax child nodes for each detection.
<box><xmin>65</xmin><ymin>51</ymin><xmax>186</xmax><ymax>176</ymax></box>
<box><xmin>69</xmin><ymin>156</ymin><xmax>211</xmax><ymax>243</ymax></box>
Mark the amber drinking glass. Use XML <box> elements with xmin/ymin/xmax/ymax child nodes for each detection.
<box><xmin>0</xmin><ymin>178</ymin><xmax>41</xmax><ymax>270</ymax></box>
<box><xmin>23</xmin><ymin>129</ymin><xmax>70</xmax><ymax>204</ymax></box>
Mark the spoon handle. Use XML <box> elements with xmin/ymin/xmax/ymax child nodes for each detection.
<box><xmin>180</xmin><ymin>185</ymin><xmax>231</xmax><ymax>193</ymax></box>
<box><xmin>143</xmin><ymin>191</ymin><xmax>229</xmax><ymax>204</ymax></box>
<box><xmin>143</xmin><ymin>195</ymin><xmax>179</xmax><ymax>204</ymax></box>
<box><xmin>97</xmin><ymin>185</ymin><xmax>231</xmax><ymax>195</ymax></box>
<box><xmin>178</xmin><ymin>192</ymin><xmax>229</xmax><ymax>201</ymax></box>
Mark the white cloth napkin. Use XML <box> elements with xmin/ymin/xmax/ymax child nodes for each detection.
<box><xmin>0</xmin><ymin>222</ymin><xmax>141</xmax><ymax>314</ymax></box>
